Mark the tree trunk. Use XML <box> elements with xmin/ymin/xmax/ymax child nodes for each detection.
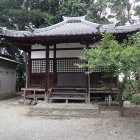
<box><xmin>118</xmin><ymin>92</ymin><xmax>124</xmax><ymax>117</ymax></box>
<box><xmin>118</xmin><ymin>83</ymin><xmax>125</xmax><ymax>117</ymax></box>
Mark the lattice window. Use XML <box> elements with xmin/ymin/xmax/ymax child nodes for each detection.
<box><xmin>31</xmin><ymin>58</ymin><xmax>113</xmax><ymax>73</ymax></box>
<box><xmin>57</xmin><ymin>58</ymin><xmax>86</xmax><ymax>72</ymax></box>
<box><xmin>49</xmin><ymin>59</ymin><xmax>53</xmax><ymax>72</ymax></box>
<box><xmin>32</xmin><ymin>59</ymin><xmax>46</xmax><ymax>73</ymax></box>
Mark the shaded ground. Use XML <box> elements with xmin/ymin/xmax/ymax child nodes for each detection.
<box><xmin>0</xmin><ymin>97</ymin><xmax>140</xmax><ymax>140</ymax></box>
<box><xmin>99</xmin><ymin>101</ymin><xmax>140</xmax><ymax>118</ymax></box>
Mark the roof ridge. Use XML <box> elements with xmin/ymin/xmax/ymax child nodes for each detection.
<box><xmin>34</xmin><ymin>18</ymin><xmax>101</xmax><ymax>34</ymax></box>
<box><xmin>81</xmin><ymin>19</ymin><xmax>101</xmax><ymax>28</ymax></box>
<box><xmin>62</xmin><ymin>16</ymin><xmax>86</xmax><ymax>21</ymax></box>
<box><xmin>34</xmin><ymin>21</ymin><xmax>67</xmax><ymax>34</ymax></box>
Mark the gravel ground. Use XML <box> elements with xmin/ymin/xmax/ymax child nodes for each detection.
<box><xmin>0</xmin><ymin>97</ymin><xmax>140</xmax><ymax>140</ymax></box>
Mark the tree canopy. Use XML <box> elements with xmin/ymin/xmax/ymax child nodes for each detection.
<box><xmin>0</xmin><ymin>0</ymin><xmax>140</xmax><ymax>31</ymax></box>
<box><xmin>77</xmin><ymin>32</ymin><xmax>140</xmax><ymax>115</ymax></box>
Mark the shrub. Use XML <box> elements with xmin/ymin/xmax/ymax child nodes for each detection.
<box><xmin>123</xmin><ymin>91</ymin><xmax>133</xmax><ymax>101</ymax></box>
<box><xmin>123</xmin><ymin>91</ymin><xmax>140</xmax><ymax>105</ymax></box>
<box><xmin>131</xmin><ymin>96</ymin><xmax>140</xmax><ymax>105</ymax></box>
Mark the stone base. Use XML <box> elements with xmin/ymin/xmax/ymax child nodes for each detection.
<box><xmin>27</xmin><ymin>103</ymin><xmax>99</xmax><ymax>117</ymax></box>
<box><xmin>0</xmin><ymin>92</ymin><xmax>16</xmax><ymax>100</ymax></box>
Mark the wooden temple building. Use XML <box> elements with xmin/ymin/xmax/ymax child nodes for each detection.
<box><xmin>0</xmin><ymin>16</ymin><xmax>140</xmax><ymax>103</ymax></box>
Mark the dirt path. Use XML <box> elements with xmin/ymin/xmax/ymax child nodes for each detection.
<box><xmin>0</xmin><ymin>97</ymin><xmax>140</xmax><ymax>140</ymax></box>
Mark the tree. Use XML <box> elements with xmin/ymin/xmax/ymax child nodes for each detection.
<box><xmin>58</xmin><ymin>0</ymin><xmax>87</xmax><ymax>18</ymax></box>
<box><xmin>86</xmin><ymin>0</ymin><xmax>110</xmax><ymax>23</ymax></box>
<box><xmin>107</xmin><ymin>0</ymin><xmax>134</xmax><ymax>25</ymax></box>
<box><xmin>0</xmin><ymin>43</ymin><xmax>20</xmax><ymax>60</ymax></box>
<box><xmin>133</xmin><ymin>1</ymin><xmax>140</xmax><ymax>21</ymax></box>
<box><xmin>77</xmin><ymin>33</ymin><xmax>140</xmax><ymax>116</ymax></box>
<box><xmin>133</xmin><ymin>32</ymin><xmax>140</xmax><ymax>88</ymax></box>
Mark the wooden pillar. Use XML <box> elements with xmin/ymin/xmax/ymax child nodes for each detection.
<box><xmin>27</xmin><ymin>50</ymin><xmax>31</xmax><ymax>88</ymax></box>
<box><xmin>45</xmin><ymin>46</ymin><xmax>50</xmax><ymax>103</ymax></box>
<box><xmin>86</xmin><ymin>44</ymin><xmax>90</xmax><ymax>103</ymax></box>
<box><xmin>23</xmin><ymin>89</ymin><xmax>26</xmax><ymax>101</ymax></box>
<box><xmin>53</xmin><ymin>44</ymin><xmax>57</xmax><ymax>86</ymax></box>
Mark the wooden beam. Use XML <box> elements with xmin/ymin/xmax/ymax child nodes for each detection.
<box><xmin>45</xmin><ymin>45</ymin><xmax>50</xmax><ymax>103</ymax></box>
<box><xmin>31</xmin><ymin>47</ymin><xmax>84</xmax><ymax>51</ymax></box>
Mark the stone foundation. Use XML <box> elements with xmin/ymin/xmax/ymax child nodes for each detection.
<box><xmin>0</xmin><ymin>92</ymin><xmax>16</xmax><ymax>100</ymax></box>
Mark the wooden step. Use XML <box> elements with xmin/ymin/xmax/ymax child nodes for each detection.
<box><xmin>49</xmin><ymin>93</ymin><xmax>86</xmax><ymax>101</ymax></box>
<box><xmin>49</xmin><ymin>96</ymin><xmax>86</xmax><ymax>100</ymax></box>
<box><xmin>50</xmin><ymin>92</ymin><xmax>86</xmax><ymax>95</ymax></box>
<box><xmin>90</xmin><ymin>90</ymin><xmax>120</xmax><ymax>94</ymax></box>
<box><xmin>53</xmin><ymin>88</ymin><xmax>86</xmax><ymax>90</ymax></box>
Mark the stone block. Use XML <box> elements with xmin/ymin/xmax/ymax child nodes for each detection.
<box><xmin>18</xmin><ymin>99</ymin><xmax>24</xmax><ymax>105</ymax></box>
<box><xmin>24</xmin><ymin>99</ymin><xmax>32</xmax><ymax>105</ymax></box>
<box><xmin>31</xmin><ymin>100</ymin><xmax>37</xmax><ymax>106</ymax></box>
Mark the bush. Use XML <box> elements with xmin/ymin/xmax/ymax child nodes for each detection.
<box><xmin>16</xmin><ymin>79</ymin><xmax>26</xmax><ymax>91</ymax></box>
<box><xmin>131</xmin><ymin>96</ymin><xmax>140</xmax><ymax>105</ymax></box>
<box><xmin>123</xmin><ymin>91</ymin><xmax>133</xmax><ymax>101</ymax></box>
<box><xmin>123</xmin><ymin>91</ymin><xmax>140</xmax><ymax>105</ymax></box>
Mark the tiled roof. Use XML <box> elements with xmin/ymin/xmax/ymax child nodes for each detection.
<box><xmin>110</xmin><ymin>24</ymin><xmax>140</xmax><ymax>33</ymax></box>
<box><xmin>0</xmin><ymin>16</ymin><xmax>140</xmax><ymax>38</ymax></box>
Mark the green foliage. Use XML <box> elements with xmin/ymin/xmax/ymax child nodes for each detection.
<box><xmin>134</xmin><ymin>5</ymin><xmax>140</xmax><ymax>16</ymax></box>
<box><xmin>123</xmin><ymin>91</ymin><xmax>133</xmax><ymax>101</ymax></box>
<box><xmin>87</xmin><ymin>0</ymin><xmax>110</xmax><ymax>23</ymax></box>
<box><xmin>107</xmin><ymin>0</ymin><xmax>133</xmax><ymax>25</ymax></box>
<box><xmin>55</xmin><ymin>0</ymin><xmax>88</xmax><ymax>23</ymax></box>
<box><xmin>131</xmin><ymin>96</ymin><xmax>140</xmax><ymax>105</ymax></box>
<box><xmin>0</xmin><ymin>9</ymin><xmax>50</xmax><ymax>29</ymax></box>
<box><xmin>0</xmin><ymin>43</ymin><xmax>20</xmax><ymax>60</ymax></box>
<box><xmin>1</xmin><ymin>0</ymin><xmax>139</xmax><ymax>29</ymax></box>
<box><xmin>101</xmin><ymin>82</ymin><xmax>112</xmax><ymax>91</ymax></box>
<box><xmin>123</xmin><ymin>92</ymin><xmax>140</xmax><ymax>105</ymax></box>
<box><xmin>77</xmin><ymin>32</ymin><xmax>140</xmax><ymax>107</ymax></box>
<box><xmin>16</xmin><ymin>60</ymin><xmax>26</xmax><ymax>91</ymax></box>
<box><xmin>78</xmin><ymin>33</ymin><xmax>140</xmax><ymax>77</ymax></box>
<box><xmin>16</xmin><ymin>78</ymin><xmax>26</xmax><ymax>91</ymax></box>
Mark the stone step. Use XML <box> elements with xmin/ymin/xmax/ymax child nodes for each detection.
<box><xmin>27</xmin><ymin>103</ymin><xmax>99</xmax><ymax>117</ymax></box>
